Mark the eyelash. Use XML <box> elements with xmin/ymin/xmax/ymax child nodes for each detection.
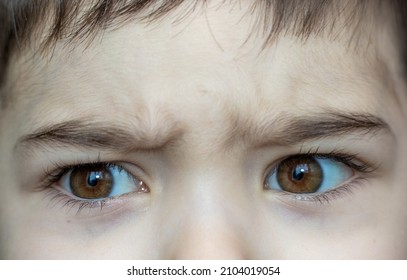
<box><xmin>280</xmin><ymin>178</ymin><xmax>368</xmax><ymax>205</ymax></box>
<box><xmin>269</xmin><ymin>150</ymin><xmax>375</xmax><ymax>205</ymax></box>
<box><xmin>44</xmin><ymin>188</ymin><xmax>110</xmax><ymax>213</ymax></box>
<box><xmin>37</xmin><ymin>150</ymin><xmax>376</xmax><ymax>213</ymax></box>
<box><xmin>38</xmin><ymin>161</ymin><xmax>135</xmax><ymax>214</ymax></box>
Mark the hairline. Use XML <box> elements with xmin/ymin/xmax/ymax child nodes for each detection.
<box><xmin>2</xmin><ymin>0</ymin><xmax>389</xmax><ymax>56</ymax></box>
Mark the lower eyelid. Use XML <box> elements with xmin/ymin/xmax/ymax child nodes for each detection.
<box><xmin>43</xmin><ymin>187</ymin><xmax>150</xmax><ymax>217</ymax></box>
<box><xmin>43</xmin><ymin>188</ymin><xmax>100</xmax><ymax>212</ymax></box>
<box><xmin>278</xmin><ymin>176</ymin><xmax>367</xmax><ymax>205</ymax></box>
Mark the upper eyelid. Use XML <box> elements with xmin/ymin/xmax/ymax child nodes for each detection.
<box><xmin>264</xmin><ymin>152</ymin><xmax>371</xmax><ymax>181</ymax></box>
<box><xmin>313</xmin><ymin>154</ymin><xmax>376</xmax><ymax>173</ymax></box>
<box><xmin>38</xmin><ymin>161</ymin><xmax>139</xmax><ymax>191</ymax></box>
<box><xmin>57</xmin><ymin>162</ymin><xmax>141</xmax><ymax>182</ymax></box>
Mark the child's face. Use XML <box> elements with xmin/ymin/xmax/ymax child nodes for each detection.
<box><xmin>1</xmin><ymin>2</ymin><xmax>407</xmax><ymax>259</ymax></box>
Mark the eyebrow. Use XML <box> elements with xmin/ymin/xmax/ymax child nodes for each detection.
<box><xmin>15</xmin><ymin>119</ymin><xmax>183</xmax><ymax>154</ymax></box>
<box><xmin>15</xmin><ymin>112</ymin><xmax>391</xmax><ymax>155</ymax></box>
<box><xmin>234</xmin><ymin>112</ymin><xmax>392</xmax><ymax>147</ymax></box>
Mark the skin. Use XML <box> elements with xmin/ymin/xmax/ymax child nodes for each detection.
<box><xmin>0</xmin><ymin>1</ymin><xmax>407</xmax><ymax>259</ymax></box>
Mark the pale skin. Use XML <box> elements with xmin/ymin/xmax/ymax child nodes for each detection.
<box><xmin>0</xmin><ymin>1</ymin><xmax>407</xmax><ymax>259</ymax></box>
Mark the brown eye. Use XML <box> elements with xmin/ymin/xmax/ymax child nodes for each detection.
<box><xmin>264</xmin><ymin>155</ymin><xmax>355</xmax><ymax>195</ymax></box>
<box><xmin>63</xmin><ymin>164</ymin><xmax>149</xmax><ymax>199</ymax></box>
<box><xmin>70</xmin><ymin>165</ymin><xmax>113</xmax><ymax>199</ymax></box>
<box><xmin>276</xmin><ymin>156</ymin><xmax>323</xmax><ymax>193</ymax></box>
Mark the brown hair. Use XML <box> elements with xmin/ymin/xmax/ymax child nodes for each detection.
<box><xmin>0</xmin><ymin>0</ymin><xmax>406</xmax><ymax>95</ymax></box>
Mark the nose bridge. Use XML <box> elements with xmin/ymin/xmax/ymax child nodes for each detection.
<box><xmin>159</xmin><ymin>166</ymin><xmax>253</xmax><ymax>259</ymax></box>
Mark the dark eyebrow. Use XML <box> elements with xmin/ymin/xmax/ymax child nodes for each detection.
<box><xmin>15</xmin><ymin>119</ymin><xmax>183</xmax><ymax>154</ymax></box>
<box><xmin>236</xmin><ymin>112</ymin><xmax>393</xmax><ymax>147</ymax></box>
<box><xmin>15</xmin><ymin>112</ymin><xmax>392</xmax><ymax>154</ymax></box>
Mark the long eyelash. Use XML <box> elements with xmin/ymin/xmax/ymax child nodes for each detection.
<box><xmin>37</xmin><ymin>160</ymin><xmax>126</xmax><ymax>191</ymax></box>
<box><xmin>37</xmin><ymin>160</ymin><xmax>129</xmax><ymax>213</ymax></box>
<box><xmin>298</xmin><ymin>148</ymin><xmax>377</xmax><ymax>173</ymax></box>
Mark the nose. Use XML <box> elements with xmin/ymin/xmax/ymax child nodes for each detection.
<box><xmin>167</xmin><ymin>216</ymin><xmax>247</xmax><ymax>259</ymax></box>
<box><xmin>157</xmin><ymin>171</ymin><xmax>254</xmax><ymax>259</ymax></box>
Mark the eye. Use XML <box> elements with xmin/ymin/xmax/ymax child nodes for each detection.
<box><xmin>59</xmin><ymin>163</ymin><xmax>149</xmax><ymax>199</ymax></box>
<box><xmin>264</xmin><ymin>155</ymin><xmax>354</xmax><ymax>194</ymax></box>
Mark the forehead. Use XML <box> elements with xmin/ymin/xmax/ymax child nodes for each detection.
<box><xmin>5</xmin><ymin>0</ymin><xmax>388</xmax><ymax>58</ymax></box>
<box><xmin>3</xmin><ymin>0</ymin><xmax>402</xmax><ymax>131</ymax></box>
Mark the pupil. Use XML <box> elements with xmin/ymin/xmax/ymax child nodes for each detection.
<box><xmin>87</xmin><ymin>171</ymin><xmax>102</xmax><ymax>187</ymax></box>
<box><xmin>292</xmin><ymin>164</ymin><xmax>308</xmax><ymax>181</ymax></box>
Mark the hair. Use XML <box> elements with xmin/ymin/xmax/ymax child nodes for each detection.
<box><xmin>0</xmin><ymin>0</ymin><xmax>406</xmax><ymax>104</ymax></box>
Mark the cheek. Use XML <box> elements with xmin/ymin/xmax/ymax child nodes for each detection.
<box><xmin>262</xmin><ymin>225</ymin><xmax>403</xmax><ymax>259</ymax></box>
<box><xmin>2</xmin><ymin>209</ymin><xmax>160</xmax><ymax>259</ymax></box>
